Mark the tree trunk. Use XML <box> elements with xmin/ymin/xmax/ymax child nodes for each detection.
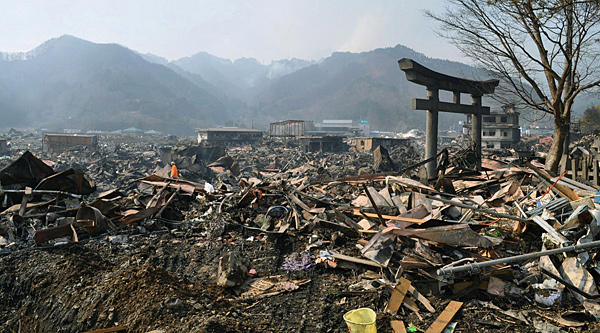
<box><xmin>545</xmin><ymin>116</ymin><xmax>569</xmax><ymax>174</ymax></box>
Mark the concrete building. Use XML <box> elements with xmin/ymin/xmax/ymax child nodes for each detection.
<box><xmin>349</xmin><ymin>137</ymin><xmax>410</xmax><ymax>152</ymax></box>
<box><xmin>307</xmin><ymin>119</ymin><xmax>369</xmax><ymax>137</ymax></box>
<box><xmin>197</xmin><ymin>128</ymin><xmax>263</xmax><ymax>146</ymax></box>
<box><xmin>465</xmin><ymin>105</ymin><xmax>520</xmax><ymax>149</ymax></box>
<box><xmin>269</xmin><ymin>120</ymin><xmax>307</xmax><ymax>137</ymax></box>
<box><xmin>43</xmin><ymin>134</ymin><xmax>98</xmax><ymax>153</ymax></box>
<box><xmin>0</xmin><ymin>139</ymin><xmax>8</xmax><ymax>154</ymax></box>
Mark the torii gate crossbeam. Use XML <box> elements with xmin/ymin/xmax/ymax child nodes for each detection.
<box><xmin>398</xmin><ymin>58</ymin><xmax>499</xmax><ymax>181</ymax></box>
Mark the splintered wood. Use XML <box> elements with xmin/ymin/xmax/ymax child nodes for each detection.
<box><xmin>425</xmin><ymin>300</ymin><xmax>463</xmax><ymax>333</ymax></box>
<box><xmin>391</xmin><ymin>320</ymin><xmax>408</xmax><ymax>333</ymax></box>
<box><xmin>386</xmin><ymin>277</ymin><xmax>411</xmax><ymax>314</ymax></box>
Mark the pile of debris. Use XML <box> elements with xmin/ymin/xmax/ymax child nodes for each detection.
<box><xmin>1</xmin><ymin>136</ymin><xmax>600</xmax><ymax>332</ymax></box>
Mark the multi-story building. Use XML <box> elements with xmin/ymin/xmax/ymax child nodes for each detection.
<box><xmin>0</xmin><ymin>139</ymin><xmax>8</xmax><ymax>154</ymax></box>
<box><xmin>465</xmin><ymin>105</ymin><xmax>520</xmax><ymax>149</ymax></box>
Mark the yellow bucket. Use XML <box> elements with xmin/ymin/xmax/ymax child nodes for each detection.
<box><xmin>343</xmin><ymin>308</ymin><xmax>377</xmax><ymax>333</ymax></box>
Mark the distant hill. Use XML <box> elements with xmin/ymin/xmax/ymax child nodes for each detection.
<box><xmin>173</xmin><ymin>53</ymin><xmax>314</xmax><ymax>102</ymax></box>
<box><xmin>250</xmin><ymin>45</ymin><xmax>491</xmax><ymax>131</ymax></box>
<box><xmin>0</xmin><ymin>35</ymin><xmax>228</xmax><ymax>134</ymax></box>
<box><xmin>5</xmin><ymin>35</ymin><xmax>573</xmax><ymax>134</ymax></box>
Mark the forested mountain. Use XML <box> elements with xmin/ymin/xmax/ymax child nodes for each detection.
<box><xmin>0</xmin><ymin>35</ymin><xmax>228</xmax><ymax>134</ymax></box>
<box><xmin>1</xmin><ymin>35</ymin><xmax>539</xmax><ymax>134</ymax></box>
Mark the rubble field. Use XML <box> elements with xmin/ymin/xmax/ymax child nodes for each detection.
<box><xmin>1</xmin><ymin>133</ymin><xmax>600</xmax><ymax>333</ymax></box>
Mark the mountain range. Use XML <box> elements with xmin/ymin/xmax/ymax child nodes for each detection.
<box><xmin>0</xmin><ymin>34</ymin><xmax>565</xmax><ymax>135</ymax></box>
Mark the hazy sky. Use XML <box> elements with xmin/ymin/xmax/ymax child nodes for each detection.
<box><xmin>0</xmin><ymin>0</ymin><xmax>465</xmax><ymax>63</ymax></box>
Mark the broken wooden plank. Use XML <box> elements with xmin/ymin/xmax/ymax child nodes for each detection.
<box><xmin>83</xmin><ymin>325</ymin><xmax>127</xmax><ymax>333</ymax></box>
<box><xmin>386</xmin><ymin>277</ymin><xmax>411</xmax><ymax>314</ymax></box>
<box><xmin>287</xmin><ymin>192</ymin><xmax>312</xmax><ymax>212</ymax></box>
<box><xmin>18</xmin><ymin>187</ymin><xmax>32</xmax><ymax>216</ymax></box>
<box><xmin>330</xmin><ymin>252</ymin><xmax>382</xmax><ymax>268</ymax></box>
<box><xmin>362</xmin><ymin>183</ymin><xmax>386</xmax><ymax>225</ymax></box>
<box><xmin>402</xmin><ymin>296</ymin><xmax>422</xmax><ymax>321</ymax></box>
<box><xmin>391</xmin><ymin>320</ymin><xmax>408</xmax><ymax>333</ymax></box>
<box><xmin>156</xmin><ymin>189</ymin><xmax>179</xmax><ymax>217</ymax></box>
<box><xmin>385</xmin><ymin>224</ymin><xmax>494</xmax><ymax>248</ymax></box>
<box><xmin>424</xmin><ymin>300</ymin><xmax>463</xmax><ymax>333</ymax></box>
<box><xmin>425</xmin><ymin>195</ymin><xmax>529</xmax><ymax>223</ymax></box>
<box><xmin>348</xmin><ymin>209</ymin><xmax>428</xmax><ymax>224</ymax></box>
<box><xmin>333</xmin><ymin>209</ymin><xmax>362</xmax><ymax>230</ymax></box>
<box><xmin>407</xmin><ymin>284</ymin><xmax>436</xmax><ymax>313</ymax></box>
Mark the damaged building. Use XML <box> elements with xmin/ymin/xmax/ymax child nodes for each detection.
<box><xmin>349</xmin><ymin>137</ymin><xmax>411</xmax><ymax>152</ymax></box>
<box><xmin>0</xmin><ymin>139</ymin><xmax>8</xmax><ymax>155</ymax></box>
<box><xmin>465</xmin><ymin>105</ymin><xmax>521</xmax><ymax>149</ymax></box>
<box><xmin>298</xmin><ymin>136</ymin><xmax>348</xmax><ymax>153</ymax></box>
<box><xmin>269</xmin><ymin>120</ymin><xmax>307</xmax><ymax>137</ymax></box>
<box><xmin>42</xmin><ymin>133</ymin><xmax>98</xmax><ymax>153</ymax></box>
<box><xmin>308</xmin><ymin>119</ymin><xmax>369</xmax><ymax>137</ymax></box>
<box><xmin>197</xmin><ymin>128</ymin><xmax>263</xmax><ymax>146</ymax></box>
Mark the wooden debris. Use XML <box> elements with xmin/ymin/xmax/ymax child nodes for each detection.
<box><xmin>386</xmin><ymin>277</ymin><xmax>411</xmax><ymax>314</ymax></box>
<box><xmin>424</xmin><ymin>301</ymin><xmax>463</xmax><ymax>333</ymax></box>
<box><xmin>391</xmin><ymin>320</ymin><xmax>408</xmax><ymax>333</ymax></box>
<box><xmin>83</xmin><ymin>326</ymin><xmax>127</xmax><ymax>333</ymax></box>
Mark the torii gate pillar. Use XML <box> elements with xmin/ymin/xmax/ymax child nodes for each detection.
<box><xmin>398</xmin><ymin>58</ymin><xmax>499</xmax><ymax>181</ymax></box>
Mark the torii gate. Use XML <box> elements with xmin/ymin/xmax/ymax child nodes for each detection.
<box><xmin>398</xmin><ymin>58</ymin><xmax>499</xmax><ymax>180</ymax></box>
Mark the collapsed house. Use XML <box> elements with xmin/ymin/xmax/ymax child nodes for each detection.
<box><xmin>298</xmin><ymin>136</ymin><xmax>348</xmax><ymax>152</ymax></box>
<box><xmin>42</xmin><ymin>133</ymin><xmax>98</xmax><ymax>153</ymax></box>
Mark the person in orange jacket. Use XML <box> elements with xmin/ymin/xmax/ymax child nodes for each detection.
<box><xmin>170</xmin><ymin>162</ymin><xmax>179</xmax><ymax>179</ymax></box>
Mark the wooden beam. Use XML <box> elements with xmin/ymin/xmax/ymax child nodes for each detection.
<box><xmin>330</xmin><ymin>252</ymin><xmax>382</xmax><ymax>268</ymax></box>
<box><xmin>413</xmin><ymin>99</ymin><xmax>490</xmax><ymax>115</ymax></box>
<box><xmin>348</xmin><ymin>209</ymin><xmax>428</xmax><ymax>224</ymax></box>
<box><xmin>391</xmin><ymin>320</ymin><xmax>408</xmax><ymax>333</ymax></box>
<box><xmin>424</xmin><ymin>301</ymin><xmax>463</xmax><ymax>333</ymax></box>
<box><xmin>83</xmin><ymin>326</ymin><xmax>127</xmax><ymax>333</ymax></box>
<box><xmin>386</xmin><ymin>277</ymin><xmax>411</xmax><ymax>314</ymax></box>
<box><xmin>398</xmin><ymin>58</ymin><xmax>499</xmax><ymax>95</ymax></box>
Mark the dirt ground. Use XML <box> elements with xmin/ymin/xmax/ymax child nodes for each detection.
<box><xmin>2</xmin><ymin>220</ymin><xmax>598</xmax><ymax>333</ymax></box>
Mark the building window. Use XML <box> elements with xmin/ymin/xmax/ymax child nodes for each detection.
<box><xmin>500</xmin><ymin>116</ymin><xmax>507</xmax><ymax>123</ymax></box>
<box><xmin>503</xmin><ymin>131</ymin><xmax>508</xmax><ymax>137</ymax></box>
<box><xmin>488</xmin><ymin>130</ymin><xmax>496</xmax><ymax>136</ymax></box>
<box><xmin>483</xmin><ymin>116</ymin><xmax>495</xmax><ymax>122</ymax></box>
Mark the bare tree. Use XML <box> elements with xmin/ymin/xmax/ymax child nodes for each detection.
<box><xmin>427</xmin><ymin>0</ymin><xmax>600</xmax><ymax>173</ymax></box>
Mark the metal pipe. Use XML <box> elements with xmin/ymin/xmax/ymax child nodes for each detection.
<box><xmin>437</xmin><ymin>240</ymin><xmax>600</xmax><ymax>277</ymax></box>
<box><xmin>0</xmin><ymin>189</ymin><xmax>82</xmax><ymax>198</ymax></box>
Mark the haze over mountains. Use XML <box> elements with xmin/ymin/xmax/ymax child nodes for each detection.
<box><xmin>0</xmin><ymin>35</ymin><xmax>499</xmax><ymax>134</ymax></box>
